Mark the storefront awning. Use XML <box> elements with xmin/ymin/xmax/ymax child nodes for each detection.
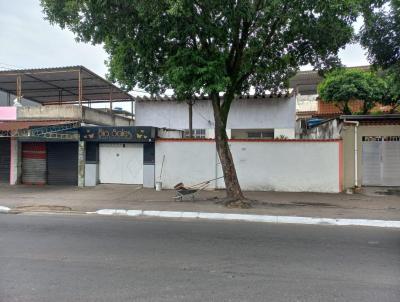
<box><xmin>0</xmin><ymin>120</ymin><xmax>79</xmax><ymax>138</ymax></box>
<box><xmin>0</xmin><ymin>120</ymin><xmax>74</xmax><ymax>131</ymax></box>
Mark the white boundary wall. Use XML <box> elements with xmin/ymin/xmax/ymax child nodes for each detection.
<box><xmin>155</xmin><ymin>140</ymin><xmax>342</xmax><ymax>193</ymax></box>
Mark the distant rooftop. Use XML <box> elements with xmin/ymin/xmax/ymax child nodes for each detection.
<box><xmin>290</xmin><ymin>65</ymin><xmax>371</xmax><ymax>95</ymax></box>
<box><xmin>134</xmin><ymin>91</ymin><xmax>294</xmax><ymax>102</ymax></box>
<box><xmin>340</xmin><ymin>114</ymin><xmax>400</xmax><ymax>121</ymax></box>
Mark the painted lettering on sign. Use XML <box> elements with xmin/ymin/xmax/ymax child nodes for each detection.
<box><xmin>80</xmin><ymin>126</ymin><xmax>155</xmax><ymax>142</ymax></box>
<box><xmin>97</xmin><ymin>128</ymin><xmax>133</xmax><ymax>139</ymax></box>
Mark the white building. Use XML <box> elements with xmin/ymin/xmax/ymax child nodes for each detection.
<box><xmin>135</xmin><ymin>93</ymin><xmax>296</xmax><ymax>139</ymax></box>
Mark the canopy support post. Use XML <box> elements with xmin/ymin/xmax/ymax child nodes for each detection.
<box><xmin>16</xmin><ymin>76</ymin><xmax>22</xmax><ymax>101</ymax></box>
<box><xmin>109</xmin><ymin>88</ymin><xmax>113</xmax><ymax>113</ymax></box>
<box><xmin>78</xmin><ymin>69</ymin><xmax>83</xmax><ymax>107</ymax></box>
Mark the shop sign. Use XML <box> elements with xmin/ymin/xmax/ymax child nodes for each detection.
<box><xmin>80</xmin><ymin>127</ymin><xmax>155</xmax><ymax>142</ymax></box>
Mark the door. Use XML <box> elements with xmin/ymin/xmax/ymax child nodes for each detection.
<box><xmin>362</xmin><ymin>136</ymin><xmax>400</xmax><ymax>186</ymax></box>
<box><xmin>22</xmin><ymin>142</ymin><xmax>47</xmax><ymax>185</ymax></box>
<box><xmin>99</xmin><ymin>143</ymin><xmax>143</xmax><ymax>184</ymax></box>
<box><xmin>0</xmin><ymin>138</ymin><xmax>10</xmax><ymax>183</ymax></box>
<box><xmin>47</xmin><ymin>142</ymin><xmax>78</xmax><ymax>185</ymax></box>
<box><xmin>382</xmin><ymin>139</ymin><xmax>400</xmax><ymax>186</ymax></box>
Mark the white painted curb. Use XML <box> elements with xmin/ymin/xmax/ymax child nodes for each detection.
<box><xmin>88</xmin><ymin>209</ymin><xmax>400</xmax><ymax>229</ymax></box>
<box><xmin>0</xmin><ymin>206</ymin><xmax>10</xmax><ymax>213</ymax></box>
<box><xmin>96</xmin><ymin>209</ymin><xmax>128</xmax><ymax>215</ymax></box>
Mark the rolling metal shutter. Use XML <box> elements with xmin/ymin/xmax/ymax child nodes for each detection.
<box><xmin>47</xmin><ymin>142</ymin><xmax>78</xmax><ymax>185</ymax></box>
<box><xmin>0</xmin><ymin>138</ymin><xmax>10</xmax><ymax>183</ymax></box>
<box><xmin>22</xmin><ymin>143</ymin><xmax>47</xmax><ymax>185</ymax></box>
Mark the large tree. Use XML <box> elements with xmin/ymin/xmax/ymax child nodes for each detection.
<box><xmin>360</xmin><ymin>0</ymin><xmax>400</xmax><ymax>112</ymax></box>
<box><xmin>318</xmin><ymin>68</ymin><xmax>386</xmax><ymax>114</ymax></box>
<box><xmin>42</xmin><ymin>0</ymin><xmax>363</xmax><ymax>207</ymax></box>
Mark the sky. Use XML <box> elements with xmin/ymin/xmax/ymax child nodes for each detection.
<box><xmin>0</xmin><ymin>0</ymin><xmax>370</xmax><ymax>102</ymax></box>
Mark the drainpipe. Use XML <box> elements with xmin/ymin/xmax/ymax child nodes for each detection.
<box><xmin>344</xmin><ymin>120</ymin><xmax>359</xmax><ymax>188</ymax></box>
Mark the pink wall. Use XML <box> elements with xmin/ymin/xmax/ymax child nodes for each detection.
<box><xmin>0</xmin><ymin>107</ymin><xmax>17</xmax><ymax>120</ymax></box>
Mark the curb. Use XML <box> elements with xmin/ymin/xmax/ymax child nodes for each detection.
<box><xmin>88</xmin><ymin>208</ymin><xmax>400</xmax><ymax>229</ymax></box>
<box><xmin>0</xmin><ymin>206</ymin><xmax>11</xmax><ymax>213</ymax></box>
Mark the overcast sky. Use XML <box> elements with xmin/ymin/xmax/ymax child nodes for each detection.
<box><xmin>0</xmin><ymin>1</ymin><xmax>370</xmax><ymax>95</ymax></box>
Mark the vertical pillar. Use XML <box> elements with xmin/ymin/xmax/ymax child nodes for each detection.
<box><xmin>78</xmin><ymin>69</ymin><xmax>82</xmax><ymax>107</ymax></box>
<box><xmin>16</xmin><ymin>76</ymin><xmax>22</xmax><ymax>100</ymax></box>
<box><xmin>78</xmin><ymin>141</ymin><xmax>86</xmax><ymax>187</ymax></box>
<box><xmin>109</xmin><ymin>88</ymin><xmax>113</xmax><ymax>113</ymax></box>
<box><xmin>9</xmin><ymin>138</ymin><xmax>21</xmax><ymax>185</ymax></box>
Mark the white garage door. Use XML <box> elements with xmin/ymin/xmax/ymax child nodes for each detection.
<box><xmin>362</xmin><ymin>136</ymin><xmax>400</xmax><ymax>186</ymax></box>
<box><xmin>99</xmin><ymin>143</ymin><xmax>143</xmax><ymax>184</ymax></box>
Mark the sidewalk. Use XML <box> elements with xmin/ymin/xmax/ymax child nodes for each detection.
<box><xmin>0</xmin><ymin>184</ymin><xmax>399</xmax><ymax>221</ymax></box>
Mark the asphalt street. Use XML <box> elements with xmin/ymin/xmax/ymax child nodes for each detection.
<box><xmin>0</xmin><ymin>214</ymin><xmax>399</xmax><ymax>302</ymax></box>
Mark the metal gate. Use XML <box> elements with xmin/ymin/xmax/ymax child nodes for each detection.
<box><xmin>22</xmin><ymin>143</ymin><xmax>47</xmax><ymax>185</ymax></box>
<box><xmin>0</xmin><ymin>138</ymin><xmax>10</xmax><ymax>183</ymax></box>
<box><xmin>362</xmin><ymin>136</ymin><xmax>400</xmax><ymax>186</ymax></box>
<box><xmin>99</xmin><ymin>143</ymin><xmax>143</xmax><ymax>184</ymax></box>
<box><xmin>47</xmin><ymin>142</ymin><xmax>78</xmax><ymax>185</ymax></box>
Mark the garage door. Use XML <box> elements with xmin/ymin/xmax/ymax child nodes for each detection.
<box><xmin>99</xmin><ymin>143</ymin><xmax>143</xmax><ymax>184</ymax></box>
<box><xmin>47</xmin><ymin>142</ymin><xmax>78</xmax><ymax>185</ymax></box>
<box><xmin>0</xmin><ymin>138</ymin><xmax>10</xmax><ymax>183</ymax></box>
<box><xmin>362</xmin><ymin>136</ymin><xmax>400</xmax><ymax>186</ymax></box>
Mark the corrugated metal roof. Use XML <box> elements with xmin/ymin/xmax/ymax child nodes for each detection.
<box><xmin>0</xmin><ymin>66</ymin><xmax>133</xmax><ymax>104</ymax></box>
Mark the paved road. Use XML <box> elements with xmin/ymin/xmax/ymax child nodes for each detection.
<box><xmin>0</xmin><ymin>214</ymin><xmax>399</xmax><ymax>302</ymax></box>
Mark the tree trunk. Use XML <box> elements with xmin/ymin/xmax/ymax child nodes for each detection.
<box><xmin>211</xmin><ymin>93</ymin><xmax>248</xmax><ymax>207</ymax></box>
<box><xmin>343</xmin><ymin>101</ymin><xmax>352</xmax><ymax>115</ymax></box>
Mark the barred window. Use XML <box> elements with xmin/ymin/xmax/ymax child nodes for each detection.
<box><xmin>184</xmin><ymin>129</ymin><xmax>206</xmax><ymax>138</ymax></box>
<box><xmin>247</xmin><ymin>129</ymin><xmax>274</xmax><ymax>139</ymax></box>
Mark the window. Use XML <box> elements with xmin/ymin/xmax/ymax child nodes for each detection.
<box><xmin>247</xmin><ymin>131</ymin><xmax>262</xmax><ymax>138</ymax></box>
<box><xmin>247</xmin><ymin>129</ymin><xmax>274</xmax><ymax>139</ymax></box>
<box><xmin>184</xmin><ymin>129</ymin><xmax>206</xmax><ymax>138</ymax></box>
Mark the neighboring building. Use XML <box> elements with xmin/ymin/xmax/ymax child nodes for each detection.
<box><xmin>135</xmin><ymin>93</ymin><xmax>296</xmax><ymax>139</ymax></box>
<box><xmin>290</xmin><ymin>66</ymin><xmax>394</xmax><ymax>137</ymax></box>
<box><xmin>0</xmin><ymin>66</ymin><xmax>156</xmax><ymax>187</ymax></box>
<box><xmin>290</xmin><ymin>64</ymin><xmax>400</xmax><ymax>195</ymax></box>
<box><xmin>290</xmin><ymin>66</ymin><xmax>371</xmax><ymax>115</ymax></box>
<box><xmin>300</xmin><ymin>114</ymin><xmax>400</xmax><ymax>190</ymax></box>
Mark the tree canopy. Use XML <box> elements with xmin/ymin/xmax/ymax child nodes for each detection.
<box><xmin>41</xmin><ymin>0</ymin><xmax>366</xmax><ymax>204</ymax></box>
<box><xmin>42</xmin><ymin>0</ymin><xmax>363</xmax><ymax>98</ymax></box>
<box><xmin>359</xmin><ymin>0</ymin><xmax>400</xmax><ymax>112</ymax></box>
<box><xmin>318</xmin><ymin>69</ymin><xmax>386</xmax><ymax>114</ymax></box>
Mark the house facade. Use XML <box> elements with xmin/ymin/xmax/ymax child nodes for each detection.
<box><xmin>135</xmin><ymin>93</ymin><xmax>296</xmax><ymax>139</ymax></box>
